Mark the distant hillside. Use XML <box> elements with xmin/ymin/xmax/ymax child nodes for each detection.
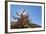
<box><xmin>29</xmin><ymin>23</ymin><xmax>41</xmax><ymax>28</ymax></box>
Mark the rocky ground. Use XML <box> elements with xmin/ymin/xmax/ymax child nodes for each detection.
<box><xmin>11</xmin><ymin>22</ymin><xmax>41</xmax><ymax>29</ymax></box>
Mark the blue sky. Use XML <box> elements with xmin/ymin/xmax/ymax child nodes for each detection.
<box><xmin>10</xmin><ymin>4</ymin><xmax>42</xmax><ymax>26</ymax></box>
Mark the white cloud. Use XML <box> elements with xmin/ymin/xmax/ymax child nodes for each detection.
<box><xmin>23</xmin><ymin>11</ymin><xmax>27</xmax><ymax>15</ymax></box>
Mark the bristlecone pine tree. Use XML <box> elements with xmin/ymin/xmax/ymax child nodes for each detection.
<box><xmin>11</xmin><ymin>9</ymin><xmax>41</xmax><ymax>29</ymax></box>
<box><xmin>12</xmin><ymin>9</ymin><xmax>31</xmax><ymax>28</ymax></box>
